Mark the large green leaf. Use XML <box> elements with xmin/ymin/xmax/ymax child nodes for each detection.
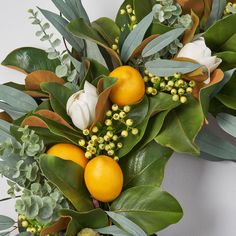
<box><xmin>155</xmin><ymin>98</ymin><xmax>204</xmax><ymax>155</ymax></box>
<box><xmin>1</xmin><ymin>47</ymin><xmax>60</xmax><ymax>74</ymax></box>
<box><xmin>41</xmin><ymin>82</ymin><xmax>73</xmax><ymax>123</ymax></box>
<box><xmin>134</xmin><ymin>0</ymin><xmax>153</xmax><ymax>22</ymax></box>
<box><xmin>216</xmin><ymin>70</ymin><xmax>236</xmax><ymax>109</ymax></box>
<box><xmin>111</xmin><ymin>186</ymin><xmax>183</xmax><ymax>234</ymax></box>
<box><xmin>217</xmin><ymin>113</ymin><xmax>236</xmax><ymax>138</ymax></box>
<box><xmin>120</xmin><ymin>141</ymin><xmax>172</xmax><ymax>190</ymax></box>
<box><xmin>39</xmin><ymin>8</ymin><xmax>84</xmax><ymax>53</ymax></box>
<box><xmin>39</xmin><ymin>154</ymin><xmax>93</xmax><ymax>211</ymax></box>
<box><xmin>205</xmin><ymin>13</ymin><xmax>236</xmax><ymax>52</ymax></box>
<box><xmin>146</xmin><ymin>22</ymin><xmax>173</xmax><ymax>36</ymax></box>
<box><xmin>97</xmin><ymin>225</ymin><xmax>130</xmax><ymax>236</ymax></box>
<box><xmin>92</xmin><ymin>17</ymin><xmax>120</xmax><ymax>46</ymax></box>
<box><xmin>60</xmin><ymin>208</ymin><xmax>108</xmax><ymax>236</ymax></box>
<box><xmin>142</xmin><ymin>28</ymin><xmax>185</xmax><ymax>57</ymax></box>
<box><xmin>121</xmin><ymin>12</ymin><xmax>154</xmax><ymax>62</ymax></box>
<box><xmin>67</xmin><ymin>19</ymin><xmax>122</xmax><ymax>66</ymax></box>
<box><xmin>145</xmin><ymin>59</ymin><xmax>201</xmax><ymax>77</ymax></box>
<box><xmin>196</xmin><ymin>127</ymin><xmax>236</xmax><ymax>161</ymax></box>
<box><xmin>0</xmin><ymin>215</ymin><xmax>15</xmax><ymax>231</ymax></box>
<box><xmin>216</xmin><ymin>51</ymin><xmax>236</xmax><ymax>71</ymax></box>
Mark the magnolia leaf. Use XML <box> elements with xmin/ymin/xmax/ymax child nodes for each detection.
<box><xmin>38</xmin><ymin>8</ymin><xmax>84</xmax><ymax>53</ymax></box>
<box><xmin>142</xmin><ymin>28</ymin><xmax>185</xmax><ymax>57</ymax></box>
<box><xmin>105</xmin><ymin>211</ymin><xmax>146</xmax><ymax>236</ymax></box>
<box><xmin>134</xmin><ymin>0</ymin><xmax>153</xmax><ymax>22</ymax></box>
<box><xmin>216</xmin><ymin>51</ymin><xmax>236</xmax><ymax>71</ymax></box>
<box><xmin>155</xmin><ymin>97</ymin><xmax>204</xmax><ymax>155</ymax></box>
<box><xmin>25</xmin><ymin>70</ymin><xmax>64</xmax><ymax>91</ymax></box>
<box><xmin>0</xmin><ymin>112</ymin><xmax>12</xmax><ymax>123</ymax></box>
<box><xmin>1</xmin><ymin>47</ymin><xmax>60</xmax><ymax>74</ymax></box>
<box><xmin>111</xmin><ymin>186</ymin><xmax>183</xmax><ymax>234</ymax></box>
<box><xmin>96</xmin><ymin>225</ymin><xmax>130</xmax><ymax>236</ymax></box>
<box><xmin>145</xmin><ymin>59</ymin><xmax>201</xmax><ymax>77</ymax></box>
<box><xmin>121</xmin><ymin>12</ymin><xmax>154</xmax><ymax>62</ymax></box>
<box><xmin>0</xmin><ymin>215</ymin><xmax>15</xmax><ymax>231</ymax></box>
<box><xmin>217</xmin><ymin>113</ymin><xmax>236</xmax><ymax>138</ymax></box>
<box><xmin>120</xmin><ymin>141</ymin><xmax>172</xmax><ymax>190</ymax></box>
<box><xmin>40</xmin><ymin>154</ymin><xmax>93</xmax><ymax>211</ymax></box>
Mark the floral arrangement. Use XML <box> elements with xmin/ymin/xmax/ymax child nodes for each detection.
<box><xmin>1</xmin><ymin>0</ymin><xmax>236</xmax><ymax>235</ymax></box>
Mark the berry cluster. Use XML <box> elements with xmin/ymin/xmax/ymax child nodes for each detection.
<box><xmin>143</xmin><ymin>70</ymin><xmax>196</xmax><ymax>103</ymax></box>
<box><xmin>18</xmin><ymin>214</ymin><xmax>43</xmax><ymax>235</ymax></box>
<box><xmin>79</xmin><ymin>105</ymin><xmax>139</xmax><ymax>160</ymax></box>
<box><xmin>120</xmin><ymin>4</ymin><xmax>138</xmax><ymax>30</ymax></box>
<box><xmin>224</xmin><ymin>2</ymin><xmax>236</xmax><ymax>15</ymax></box>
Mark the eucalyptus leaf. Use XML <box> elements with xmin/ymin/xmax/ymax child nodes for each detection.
<box><xmin>105</xmin><ymin>211</ymin><xmax>146</xmax><ymax>236</ymax></box>
<box><xmin>145</xmin><ymin>59</ymin><xmax>201</xmax><ymax>76</ymax></box>
<box><xmin>0</xmin><ymin>102</ymin><xmax>26</xmax><ymax>120</ymax></box>
<box><xmin>0</xmin><ymin>215</ymin><xmax>15</xmax><ymax>231</ymax></box>
<box><xmin>96</xmin><ymin>225</ymin><xmax>131</xmax><ymax>236</ymax></box>
<box><xmin>1</xmin><ymin>47</ymin><xmax>60</xmax><ymax>74</ymax></box>
<box><xmin>38</xmin><ymin>8</ymin><xmax>84</xmax><ymax>53</ymax></box>
<box><xmin>0</xmin><ymin>231</ymin><xmax>10</xmax><ymax>236</ymax></box>
<box><xmin>69</xmin><ymin>55</ymin><xmax>81</xmax><ymax>72</ymax></box>
<box><xmin>217</xmin><ymin>113</ymin><xmax>236</xmax><ymax>138</ymax></box>
<box><xmin>121</xmin><ymin>12</ymin><xmax>154</xmax><ymax>62</ymax></box>
<box><xmin>56</xmin><ymin>65</ymin><xmax>68</xmax><ymax>77</ymax></box>
<box><xmin>111</xmin><ymin>186</ymin><xmax>183</xmax><ymax>234</ymax></box>
<box><xmin>142</xmin><ymin>28</ymin><xmax>185</xmax><ymax>57</ymax></box>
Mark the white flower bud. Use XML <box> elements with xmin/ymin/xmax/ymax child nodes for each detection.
<box><xmin>66</xmin><ymin>81</ymin><xmax>98</xmax><ymax>130</ymax></box>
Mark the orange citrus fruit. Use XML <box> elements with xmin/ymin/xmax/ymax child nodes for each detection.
<box><xmin>84</xmin><ymin>155</ymin><xmax>123</xmax><ymax>202</ymax></box>
<box><xmin>47</xmin><ymin>143</ymin><xmax>88</xmax><ymax>168</ymax></box>
<box><xmin>109</xmin><ymin>66</ymin><xmax>145</xmax><ymax>106</ymax></box>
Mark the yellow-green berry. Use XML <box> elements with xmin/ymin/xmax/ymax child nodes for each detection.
<box><xmin>104</xmin><ymin>135</ymin><xmax>110</xmax><ymax>142</ymax></box>
<box><xmin>18</xmin><ymin>215</ymin><xmax>26</xmax><ymax>221</ymax></box>
<box><xmin>133</xmin><ymin>24</ymin><xmax>137</xmax><ymax>29</ymax></box>
<box><xmin>123</xmin><ymin>105</ymin><xmax>131</xmax><ymax>113</ymax></box>
<box><xmin>114</xmin><ymin>156</ymin><xmax>119</xmax><ymax>161</ymax></box>
<box><xmin>113</xmin><ymin>113</ymin><xmax>120</xmax><ymax>120</ymax></box>
<box><xmin>186</xmin><ymin>87</ymin><xmax>193</xmax><ymax>94</ymax></box>
<box><xmin>112</xmin><ymin>104</ymin><xmax>119</xmax><ymax>111</ymax></box>
<box><xmin>143</xmin><ymin>76</ymin><xmax>149</xmax><ymax>82</ymax></box>
<box><xmin>106</xmin><ymin>110</ymin><xmax>112</xmax><ymax>117</ymax></box>
<box><xmin>171</xmin><ymin>88</ymin><xmax>177</xmax><ymax>95</ymax></box>
<box><xmin>26</xmin><ymin>228</ymin><xmax>32</xmax><ymax>232</ymax></box>
<box><xmin>79</xmin><ymin>139</ymin><xmax>86</xmax><ymax>147</ymax></box>
<box><xmin>92</xmin><ymin>126</ymin><xmax>99</xmax><ymax>133</ymax></box>
<box><xmin>112</xmin><ymin>135</ymin><xmax>118</xmax><ymax>141</ymax></box>
<box><xmin>98</xmin><ymin>137</ymin><xmax>104</xmax><ymax>144</ymax></box>
<box><xmin>126</xmin><ymin>119</ymin><xmax>134</xmax><ymax>126</ymax></box>
<box><xmin>178</xmin><ymin>88</ymin><xmax>185</xmax><ymax>95</ymax></box>
<box><xmin>88</xmin><ymin>140</ymin><xmax>95</xmax><ymax>146</ymax></box>
<box><xmin>144</xmin><ymin>70</ymin><xmax>149</xmax><ymax>75</ymax></box>
<box><xmin>117</xmin><ymin>142</ymin><xmax>123</xmax><ymax>148</ymax></box>
<box><xmin>131</xmin><ymin>128</ymin><xmax>139</xmax><ymax>135</ymax></box>
<box><xmin>85</xmin><ymin>152</ymin><xmax>92</xmax><ymax>159</ymax></box>
<box><xmin>168</xmin><ymin>80</ymin><xmax>174</xmax><ymax>87</ymax></box>
<box><xmin>105</xmin><ymin>145</ymin><xmax>111</xmax><ymax>151</ymax></box>
<box><xmin>21</xmin><ymin>221</ymin><xmax>29</xmax><ymax>228</ymax></box>
<box><xmin>83</xmin><ymin>129</ymin><xmax>90</xmax><ymax>136</ymax></box>
<box><xmin>99</xmin><ymin>144</ymin><xmax>105</xmax><ymax>150</ymax></box>
<box><xmin>131</xmin><ymin>15</ymin><xmax>136</xmax><ymax>22</ymax></box>
<box><xmin>105</xmin><ymin>119</ymin><xmax>112</xmax><ymax>126</ymax></box>
<box><xmin>119</xmin><ymin>111</ymin><xmax>126</xmax><ymax>119</ymax></box>
<box><xmin>146</xmin><ymin>87</ymin><xmax>153</xmax><ymax>94</ymax></box>
<box><xmin>172</xmin><ymin>94</ymin><xmax>180</xmax><ymax>102</ymax></box>
<box><xmin>189</xmin><ymin>80</ymin><xmax>196</xmax><ymax>87</ymax></box>
<box><xmin>112</xmin><ymin>44</ymin><xmax>118</xmax><ymax>50</ymax></box>
<box><xmin>107</xmin><ymin>131</ymin><xmax>113</xmax><ymax>138</ymax></box>
<box><xmin>127</xmin><ymin>8</ymin><xmax>133</xmax><ymax>13</ymax></box>
<box><xmin>30</xmin><ymin>228</ymin><xmax>37</xmax><ymax>233</ymax></box>
<box><xmin>37</xmin><ymin>225</ymin><xmax>42</xmax><ymax>232</ymax></box>
<box><xmin>91</xmin><ymin>135</ymin><xmax>98</xmax><ymax>141</ymax></box>
<box><xmin>174</xmin><ymin>73</ymin><xmax>181</xmax><ymax>79</ymax></box>
<box><xmin>148</xmin><ymin>73</ymin><xmax>154</xmax><ymax>78</ymax></box>
<box><xmin>120</xmin><ymin>9</ymin><xmax>126</xmax><ymax>15</ymax></box>
<box><xmin>109</xmin><ymin>142</ymin><xmax>116</xmax><ymax>149</ymax></box>
<box><xmin>126</xmin><ymin>4</ymin><xmax>132</xmax><ymax>9</ymax></box>
<box><xmin>121</xmin><ymin>130</ymin><xmax>129</xmax><ymax>137</ymax></box>
<box><xmin>151</xmin><ymin>88</ymin><xmax>158</xmax><ymax>96</ymax></box>
<box><xmin>108</xmin><ymin>150</ymin><xmax>115</xmax><ymax>156</ymax></box>
<box><xmin>115</xmin><ymin>37</ymin><xmax>119</xmax><ymax>43</ymax></box>
<box><xmin>160</xmin><ymin>82</ymin><xmax>166</xmax><ymax>88</ymax></box>
<box><xmin>180</xmin><ymin>96</ymin><xmax>187</xmax><ymax>104</ymax></box>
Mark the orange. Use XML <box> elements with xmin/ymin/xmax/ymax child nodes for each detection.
<box><xmin>84</xmin><ymin>155</ymin><xmax>123</xmax><ymax>202</ymax></box>
<box><xmin>109</xmin><ymin>66</ymin><xmax>145</xmax><ymax>106</ymax></box>
<box><xmin>47</xmin><ymin>143</ymin><xmax>88</xmax><ymax>168</ymax></box>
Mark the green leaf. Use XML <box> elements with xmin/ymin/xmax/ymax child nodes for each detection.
<box><xmin>96</xmin><ymin>225</ymin><xmax>130</xmax><ymax>236</ymax></box>
<box><xmin>155</xmin><ymin>98</ymin><xmax>204</xmax><ymax>155</ymax></box>
<box><xmin>142</xmin><ymin>28</ymin><xmax>185</xmax><ymax>57</ymax></box>
<box><xmin>196</xmin><ymin>128</ymin><xmax>236</xmax><ymax>161</ymax></box>
<box><xmin>221</xmin><ymin>33</ymin><xmax>236</xmax><ymax>53</ymax></box>
<box><xmin>206</xmin><ymin>0</ymin><xmax>226</xmax><ymax>28</ymax></box>
<box><xmin>205</xmin><ymin>13</ymin><xmax>236</xmax><ymax>52</ymax></box>
<box><xmin>120</xmin><ymin>141</ymin><xmax>172</xmax><ymax>190</ymax></box>
<box><xmin>145</xmin><ymin>59</ymin><xmax>201</xmax><ymax>77</ymax></box>
<box><xmin>0</xmin><ymin>215</ymin><xmax>15</xmax><ymax>231</ymax></box>
<box><xmin>105</xmin><ymin>211</ymin><xmax>146</xmax><ymax>236</ymax></box>
<box><xmin>39</xmin><ymin>154</ymin><xmax>93</xmax><ymax>211</ymax></box>
<box><xmin>216</xmin><ymin>51</ymin><xmax>236</xmax><ymax>71</ymax></box>
<box><xmin>0</xmin><ymin>85</ymin><xmax>37</xmax><ymax>112</ymax></box>
<box><xmin>217</xmin><ymin>113</ymin><xmax>236</xmax><ymax>138</ymax></box>
<box><xmin>121</xmin><ymin>12</ymin><xmax>154</xmax><ymax>62</ymax></box>
<box><xmin>134</xmin><ymin>0</ymin><xmax>153</xmax><ymax>22</ymax></box>
<box><xmin>92</xmin><ymin>17</ymin><xmax>120</xmax><ymax>46</ymax></box>
<box><xmin>0</xmin><ymin>232</ymin><xmax>10</xmax><ymax>236</ymax></box>
<box><xmin>115</xmin><ymin>0</ymin><xmax>133</xmax><ymax>28</ymax></box>
<box><xmin>38</xmin><ymin>8</ymin><xmax>84</xmax><ymax>53</ymax></box>
<box><xmin>216</xmin><ymin>70</ymin><xmax>236</xmax><ymax>109</ymax></box>
<box><xmin>41</xmin><ymin>82</ymin><xmax>73</xmax><ymax>123</ymax></box>
<box><xmin>111</xmin><ymin>186</ymin><xmax>183</xmax><ymax>234</ymax></box>
<box><xmin>0</xmin><ymin>102</ymin><xmax>26</xmax><ymax>120</ymax></box>
<box><xmin>1</xmin><ymin>47</ymin><xmax>60</xmax><ymax>74</ymax></box>
<box><xmin>146</xmin><ymin>22</ymin><xmax>173</xmax><ymax>36</ymax></box>
<box><xmin>0</xmin><ymin>120</ymin><xmax>12</xmax><ymax>142</ymax></box>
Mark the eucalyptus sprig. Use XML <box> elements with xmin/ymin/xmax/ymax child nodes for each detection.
<box><xmin>28</xmin><ymin>9</ymin><xmax>77</xmax><ymax>81</ymax></box>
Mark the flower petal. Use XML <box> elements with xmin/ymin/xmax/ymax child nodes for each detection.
<box><xmin>84</xmin><ymin>81</ymin><xmax>98</xmax><ymax>97</ymax></box>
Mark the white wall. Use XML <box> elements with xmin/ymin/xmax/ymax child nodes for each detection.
<box><xmin>1</xmin><ymin>1</ymin><xmax>236</xmax><ymax>236</ymax></box>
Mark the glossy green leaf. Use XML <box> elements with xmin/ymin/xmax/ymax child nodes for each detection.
<box><xmin>1</xmin><ymin>47</ymin><xmax>60</xmax><ymax>74</ymax></box>
<box><xmin>221</xmin><ymin>33</ymin><xmax>236</xmax><ymax>53</ymax></box>
<box><xmin>216</xmin><ymin>70</ymin><xmax>236</xmax><ymax>109</ymax></box>
<box><xmin>216</xmin><ymin>51</ymin><xmax>236</xmax><ymax>71</ymax></box>
<box><xmin>134</xmin><ymin>0</ymin><xmax>153</xmax><ymax>22</ymax></box>
<box><xmin>41</xmin><ymin>82</ymin><xmax>73</xmax><ymax>123</ymax></box>
<box><xmin>40</xmin><ymin>154</ymin><xmax>93</xmax><ymax>211</ymax></box>
<box><xmin>105</xmin><ymin>211</ymin><xmax>146</xmax><ymax>236</ymax></box>
<box><xmin>146</xmin><ymin>22</ymin><xmax>173</xmax><ymax>36</ymax></box>
<box><xmin>92</xmin><ymin>17</ymin><xmax>120</xmax><ymax>46</ymax></box>
<box><xmin>145</xmin><ymin>59</ymin><xmax>201</xmax><ymax>77</ymax></box>
<box><xmin>196</xmin><ymin>128</ymin><xmax>236</xmax><ymax>161</ymax></box>
<box><xmin>217</xmin><ymin>113</ymin><xmax>236</xmax><ymax>138</ymax></box>
<box><xmin>97</xmin><ymin>225</ymin><xmax>130</xmax><ymax>236</ymax></box>
<box><xmin>205</xmin><ymin>13</ymin><xmax>236</xmax><ymax>52</ymax></box>
<box><xmin>111</xmin><ymin>186</ymin><xmax>183</xmax><ymax>234</ymax></box>
<box><xmin>60</xmin><ymin>208</ymin><xmax>108</xmax><ymax>236</ymax></box>
<box><xmin>142</xmin><ymin>28</ymin><xmax>185</xmax><ymax>57</ymax></box>
<box><xmin>0</xmin><ymin>215</ymin><xmax>15</xmax><ymax>231</ymax></box>
<box><xmin>121</xmin><ymin>12</ymin><xmax>154</xmax><ymax>62</ymax></box>
<box><xmin>120</xmin><ymin>141</ymin><xmax>172</xmax><ymax>190</ymax></box>
<box><xmin>206</xmin><ymin>0</ymin><xmax>226</xmax><ymax>28</ymax></box>
<box><xmin>155</xmin><ymin>98</ymin><xmax>204</xmax><ymax>155</ymax></box>
<box><xmin>39</xmin><ymin>8</ymin><xmax>84</xmax><ymax>53</ymax></box>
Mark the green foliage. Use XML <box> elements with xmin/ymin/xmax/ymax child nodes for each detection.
<box><xmin>39</xmin><ymin>154</ymin><xmax>93</xmax><ymax>211</ymax></box>
<box><xmin>1</xmin><ymin>47</ymin><xmax>60</xmax><ymax>74</ymax></box>
<box><xmin>120</xmin><ymin>141</ymin><xmax>172</xmax><ymax>190</ymax></box>
<box><xmin>0</xmin><ymin>215</ymin><xmax>15</xmax><ymax>231</ymax></box>
<box><xmin>217</xmin><ymin>113</ymin><xmax>236</xmax><ymax>138</ymax></box>
<box><xmin>111</xmin><ymin>185</ymin><xmax>183</xmax><ymax>234</ymax></box>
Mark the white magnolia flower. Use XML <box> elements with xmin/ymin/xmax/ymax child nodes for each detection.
<box><xmin>66</xmin><ymin>81</ymin><xmax>98</xmax><ymax>130</ymax></box>
<box><xmin>177</xmin><ymin>37</ymin><xmax>222</xmax><ymax>83</ymax></box>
